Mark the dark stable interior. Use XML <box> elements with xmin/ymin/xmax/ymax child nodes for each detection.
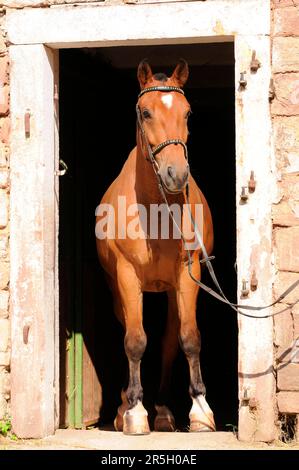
<box><xmin>59</xmin><ymin>42</ymin><xmax>238</xmax><ymax>431</ymax></box>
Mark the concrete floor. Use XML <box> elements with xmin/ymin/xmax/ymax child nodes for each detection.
<box><xmin>1</xmin><ymin>429</ymin><xmax>299</xmax><ymax>450</ymax></box>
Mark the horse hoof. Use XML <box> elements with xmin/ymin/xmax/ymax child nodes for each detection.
<box><xmin>123</xmin><ymin>401</ymin><xmax>150</xmax><ymax>435</ymax></box>
<box><xmin>189</xmin><ymin>395</ymin><xmax>216</xmax><ymax>432</ymax></box>
<box><xmin>114</xmin><ymin>414</ymin><xmax>124</xmax><ymax>432</ymax></box>
<box><xmin>114</xmin><ymin>390</ymin><xmax>129</xmax><ymax>431</ymax></box>
<box><xmin>189</xmin><ymin>423</ymin><xmax>214</xmax><ymax>432</ymax></box>
<box><xmin>154</xmin><ymin>405</ymin><xmax>176</xmax><ymax>432</ymax></box>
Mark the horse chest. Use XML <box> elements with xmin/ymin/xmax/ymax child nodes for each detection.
<box><xmin>142</xmin><ymin>253</ymin><xmax>178</xmax><ymax>291</ymax></box>
<box><xmin>120</xmin><ymin>238</ymin><xmax>182</xmax><ymax>291</ymax></box>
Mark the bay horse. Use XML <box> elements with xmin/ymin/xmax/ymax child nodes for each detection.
<box><xmin>96</xmin><ymin>60</ymin><xmax>215</xmax><ymax>434</ymax></box>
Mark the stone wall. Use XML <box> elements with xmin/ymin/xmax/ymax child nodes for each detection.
<box><xmin>0</xmin><ymin>6</ymin><xmax>10</xmax><ymax>420</ymax></box>
<box><xmin>271</xmin><ymin>0</ymin><xmax>299</xmax><ymax>423</ymax></box>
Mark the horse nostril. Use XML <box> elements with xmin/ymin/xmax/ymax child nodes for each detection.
<box><xmin>167</xmin><ymin>166</ymin><xmax>176</xmax><ymax>180</ymax></box>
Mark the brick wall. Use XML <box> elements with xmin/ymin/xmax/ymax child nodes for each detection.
<box><xmin>0</xmin><ymin>7</ymin><xmax>10</xmax><ymax>420</ymax></box>
<box><xmin>272</xmin><ymin>0</ymin><xmax>299</xmax><ymax>420</ymax></box>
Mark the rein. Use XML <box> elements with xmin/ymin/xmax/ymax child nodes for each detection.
<box><xmin>136</xmin><ymin>86</ymin><xmax>299</xmax><ymax>318</ymax></box>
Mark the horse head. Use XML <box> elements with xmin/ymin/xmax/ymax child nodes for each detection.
<box><xmin>137</xmin><ymin>59</ymin><xmax>191</xmax><ymax>194</ymax></box>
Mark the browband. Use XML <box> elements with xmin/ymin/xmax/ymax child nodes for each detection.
<box><xmin>138</xmin><ymin>86</ymin><xmax>184</xmax><ymax>99</ymax></box>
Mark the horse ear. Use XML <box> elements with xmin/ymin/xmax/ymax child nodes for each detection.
<box><xmin>171</xmin><ymin>59</ymin><xmax>189</xmax><ymax>87</ymax></box>
<box><xmin>137</xmin><ymin>59</ymin><xmax>153</xmax><ymax>89</ymax></box>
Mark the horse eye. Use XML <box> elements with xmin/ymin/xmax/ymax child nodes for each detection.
<box><xmin>142</xmin><ymin>109</ymin><xmax>152</xmax><ymax>119</ymax></box>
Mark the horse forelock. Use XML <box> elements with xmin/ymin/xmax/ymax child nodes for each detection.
<box><xmin>153</xmin><ymin>73</ymin><xmax>168</xmax><ymax>83</ymax></box>
<box><xmin>143</xmin><ymin>76</ymin><xmax>184</xmax><ymax>91</ymax></box>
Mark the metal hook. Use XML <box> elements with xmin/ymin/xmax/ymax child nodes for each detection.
<box><xmin>24</xmin><ymin>109</ymin><xmax>31</xmax><ymax>139</ymax></box>
<box><xmin>248</xmin><ymin>171</ymin><xmax>256</xmax><ymax>193</ymax></box>
<box><xmin>240</xmin><ymin>186</ymin><xmax>249</xmax><ymax>202</ymax></box>
<box><xmin>269</xmin><ymin>78</ymin><xmax>275</xmax><ymax>101</ymax></box>
<box><xmin>250</xmin><ymin>50</ymin><xmax>261</xmax><ymax>72</ymax></box>
<box><xmin>241</xmin><ymin>279</ymin><xmax>249</xmax><ymax>298</ymax></box>
<box><xmin>239</xmin><ymin>72</ymin><xmax>247</xmax><ymax>88</ymax></box>
<box><xmin>250</xmin><ymin>271</ymin><xmax>258</xmax><ymax>291</ymax></box>
<box><xmin>55</xmin><ymin>159</ymin><xmax>68</xmax><ymax>176</ymax></box>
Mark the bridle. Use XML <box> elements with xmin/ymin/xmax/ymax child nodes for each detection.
<box><xmin>135</xmin><ymin>86</ymin><xmax>299</xmax><ymax>318</ymax></box>
<box><xmin>136</xmin><ymin>86</ymin><xmax>188</xmax><ymax>190</ymax></box>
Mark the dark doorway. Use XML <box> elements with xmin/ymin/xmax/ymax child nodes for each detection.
<box><xmin>59</xmin><ymin>42</ymin><xmax>237</xmax><ymax>431</ymax></box>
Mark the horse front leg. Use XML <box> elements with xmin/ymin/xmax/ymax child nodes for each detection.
<box><xmin>154</xmin><ymin>289</ymin><xmax>179</xmax><ymax>432</ymax></box>
<box><xmin>116</xmin><ymin>263</ymin><xmax>150</xmax><ymax>435</ymax></box>
<box><xmin>177</xmin><ymin>265</ymin><xmax>216</xmax><ymax>432</ymax></box>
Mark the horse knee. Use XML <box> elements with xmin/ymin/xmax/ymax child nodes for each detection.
<box><xmin>179</xmin><ymin>328</ymin><xmax>200</xmax><ymax>357</ymax></box>
<box><xmin>125</xmin><ymin>330</ymin><xmax>147</xmax><ymax>361</ymax></box>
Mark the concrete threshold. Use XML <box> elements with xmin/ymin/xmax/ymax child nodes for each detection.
<box><xmin>1</xmin><ymin>429</ymin><xmax>299</xmax><ymax>450</ymax></box>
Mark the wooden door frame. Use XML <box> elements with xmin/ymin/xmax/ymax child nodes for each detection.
<box><xmin>9</xmin><ymin>45</ymin><xmax>59</xmax><ymax>438</ymax></box>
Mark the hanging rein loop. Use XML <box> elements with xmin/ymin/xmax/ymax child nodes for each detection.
<box><xmin>136</xmin><ymin>86</ymin><xmax>299</xmax><ymax>318</ymax></box>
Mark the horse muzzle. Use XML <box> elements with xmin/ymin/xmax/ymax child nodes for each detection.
<box><xmin>159</xmin><ymin>164</ymin><xmax>189</xmax><ymax>194</ymax></box>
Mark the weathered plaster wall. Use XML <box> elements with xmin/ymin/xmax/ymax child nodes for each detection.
<box><xmin>271</xmin><ymin>0</ymin><xmax>299</xmax><ymax>423</ymax></box>
<box><xmin>0</xmin><ymin>6</ymin><xmax>10</xmax><ymax>420</ymax></box>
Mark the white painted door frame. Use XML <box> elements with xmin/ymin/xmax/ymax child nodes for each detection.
<box><xmin>9</xmin><ymin>45</ymin><xmax>58</xmax><ymax>438</ymax></box>
<box><xmin>7</xmin><ymin>0</ymin><xmax>275</xmax><ymax>440</ymax></box>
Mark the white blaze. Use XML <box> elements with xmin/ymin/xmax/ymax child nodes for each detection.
<box><xmin>161</xmin><ymin>94</ymin><xmax>173</xmax><ymax>109</ymax></box>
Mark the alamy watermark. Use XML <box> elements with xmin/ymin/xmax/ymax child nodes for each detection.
<box><xmin>95</xmin><ymin>196</ymin><xmax>204</xmax><ymax>250</ymax></box>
